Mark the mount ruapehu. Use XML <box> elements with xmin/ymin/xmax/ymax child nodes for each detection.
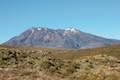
<box><xmin>3</xmin><ymin>27</ymin><xmax>120</xmax><ymax>49</ymax></box>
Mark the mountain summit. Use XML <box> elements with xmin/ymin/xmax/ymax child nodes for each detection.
<box><xmin>4</xmin><ymin>27</ymin><xmax>120</xmax><ymax>49</ymax></box>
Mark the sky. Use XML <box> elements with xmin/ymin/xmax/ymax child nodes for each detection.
<box><xmin>0</xmin><ymin>0</ymin><xmax>120</xmax><ymax>43</ymax></box>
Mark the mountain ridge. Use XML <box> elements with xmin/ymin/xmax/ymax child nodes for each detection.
<box><xmin>3</xmin><ymin>27</ymin><xmax>120</xmax><ymax>49</ymax></box>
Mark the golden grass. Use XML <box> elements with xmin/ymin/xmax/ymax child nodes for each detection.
<box><xmin>0</xmin><ymin>44</ymin><xmax>120</xmax><ymax>80</ymax></box>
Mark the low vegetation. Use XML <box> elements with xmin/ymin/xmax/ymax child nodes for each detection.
<box><xmin>0</xmin><ymin>45</ymin><xmax>120</xmax><ymax>80</ymax></box>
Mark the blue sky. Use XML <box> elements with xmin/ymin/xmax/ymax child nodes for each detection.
<box><xmin>0</xmin><ymin>0</ymin><xmax>120</xmax><ymax>43</ymax></box>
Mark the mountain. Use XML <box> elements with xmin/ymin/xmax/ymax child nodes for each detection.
<box><xmin>3</xmin><ymin>27</ymin><xmax>120</xmax><ymax>49</ymax></box>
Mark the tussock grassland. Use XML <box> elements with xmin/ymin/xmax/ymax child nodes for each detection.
<box><xmin>0</xmin><ymin>45</ymin><xmax>120</xmax><ymax>80</ymax></box>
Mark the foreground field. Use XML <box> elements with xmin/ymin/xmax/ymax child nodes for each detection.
<box><xmin>0</xmin><ymin>45</ymin><xmax>120</xmax><ymax>80</ymax></box>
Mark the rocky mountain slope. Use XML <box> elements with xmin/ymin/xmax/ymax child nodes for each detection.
<box><xmin>4</xmin><ymin>27</ymin><xmax>120</xmax><ymax>49</ymax></box>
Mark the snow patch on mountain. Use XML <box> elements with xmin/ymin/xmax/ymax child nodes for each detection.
<box><xmin>63</xmin><ymin>28</ymin><xmax>79</xmax><ymax>36</ymax></box>
<box><xmin>31</xmin><ymin>28</ymin><xmax>35</xmax><ymax>33</ymax></box>
<box><xmin>37</xmin><ymin>27</ymin><xmax>42</xmax><ymax>30</ymax></box>
<box><xmin>65</xmin><ymin>28</ymin><xmax>79</xmax><ymax>32</ymax></box>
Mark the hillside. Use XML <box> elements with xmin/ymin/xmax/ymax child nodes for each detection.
<box><xmin>0</xmin><ymin>45</ymin><xmax>120</xmax><ymax>80</ymax></box>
